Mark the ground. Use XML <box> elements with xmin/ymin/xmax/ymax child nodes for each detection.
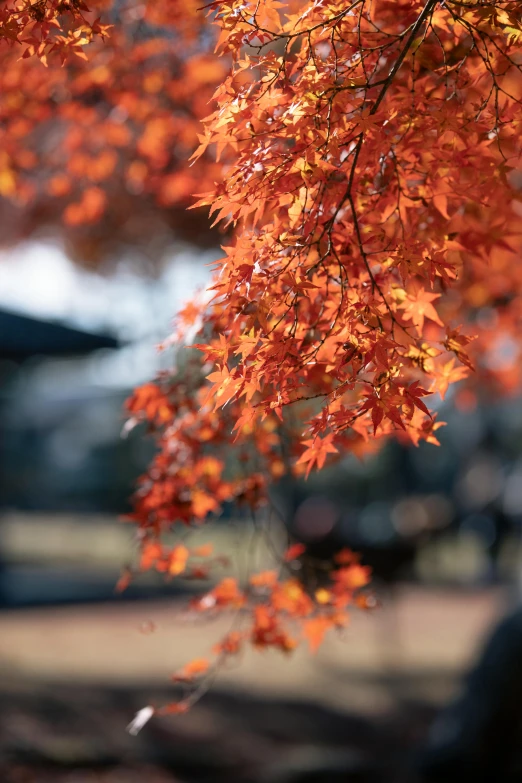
<box><xmin>0</xmin><ymin>583</ymin><xmax>507</xmax><ymax>782</ymax></box>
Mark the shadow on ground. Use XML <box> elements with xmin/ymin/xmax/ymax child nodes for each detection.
<box><xmin>0</xmin><ymin>680</ymin><xmax>438</xmax><ymax>783</ymax></box>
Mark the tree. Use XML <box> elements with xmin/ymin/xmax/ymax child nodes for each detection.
<box><xmin>3</xmin><ymin>0</ymin><xmax>522</xmax><ymax>723</ymax></box>
<box><xmin>0</xmin><ymin>0</ymin><xmax>223</xmax><ymax>266</ymax></box>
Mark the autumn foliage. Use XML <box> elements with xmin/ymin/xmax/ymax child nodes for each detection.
<box><xmin>4</xmin><ymin>0</ymin><xmax>522</xmax><ymax>722</ymax></box>
<box><xmin>0</xmin><ymin>0</ymin><xmax>224</xmax><ymax>262</ymax></box>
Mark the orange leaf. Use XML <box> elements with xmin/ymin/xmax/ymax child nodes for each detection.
<box><xmin>192</xmin><ymin>490</ymin><xmax>219</xmax><ymax>519</ymax></box>
<box><xmin>284</xmin><ymin>543</ymin><xmax>306</xmax><ymax>562</ymax></box>
<box><xmin>157</xmin><ymin>701</ymin><xmax>190</xmax><ymax>716</ymax></box>
<box><xmin>250</xmin><ymin>570</ymin><xmax>278</xmax><ymax>588</ymax></box>
<box><xmin>168</xmin><ymin>544</ymin><xmax>189</xmax><ymax>577</ymax></box>
<box><xmin>115</xmin><ymin>567</ymin><xmax>132</xmax><ymax>593</ymax></box>
<box><xmin>140</xmin><ymin>541</ymin><xmax>162</xmax><ymax>571</ymax></box>
<box><xmin>213</xmin><ymin>631</ymin><xmax>243</xmax><ymax>656</ymax></box>
<box><xmin>433</xmin><ymin>192</ymin><xmax>450</xmax><ymax>219</ymax></box>
<box><xmin>314</xmin><ymin>588</ymin><xmax>331</xmax><ymax>605</ymax></box>
<box><xmin>211</xmin><ymin>577</ymin><xmax>245</xmax><ymax>608</ymax></box>
<box><xmin>175</xmin><ymin>657</ymin><xmax>210</xmax><ymax>680</ymax></box>
<box><xmin>334</xmin><ymin>548</ymin><xmax>359</xmax><ymax>566</ymax></box>
<box><xmin>334</xmin><ymin>565</ymin><xmax>372</xmax><ymax>590</ymax></box>
<box><xmin>303</xmin><ymin>616</ymin><xmax>332</xmax><ymax>653</ymax></box>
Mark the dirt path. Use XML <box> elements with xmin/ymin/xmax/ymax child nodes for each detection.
<box><xmin>0</xmin><ymin>585</ymin><xmax>510</xmax><ymax>783</ymax></box>
<box><xmin>0</xmin><ymin>585</ymin><xmax>505</xmax><ymax>712</ymax></box>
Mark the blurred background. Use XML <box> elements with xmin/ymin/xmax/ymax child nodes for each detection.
<box><xmin>2</xmin><ymin>236</ymin><xmax>522</xmax><ymax>783</ymax></box>
<box><xmin>1</xmin><ymin>3</ymin><xmax>522</xmax><ymax>782</ymax></box>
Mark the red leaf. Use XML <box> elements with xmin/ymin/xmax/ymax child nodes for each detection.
<box><xmin>284</xmin><ymin>543</ymin><xmax>306</xmax><ymax>562</ymax></box>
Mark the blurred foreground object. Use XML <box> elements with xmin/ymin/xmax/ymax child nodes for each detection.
<box><xmin>417</xmin><ymin>604</ymin><xmax>522</xmax><ymax>783</ymax></box>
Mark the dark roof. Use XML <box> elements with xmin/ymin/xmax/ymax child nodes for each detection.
<box><xmin>0</xmin><ymin>309</ymin><xmax>119</xmax><ymax>361</ymax></box>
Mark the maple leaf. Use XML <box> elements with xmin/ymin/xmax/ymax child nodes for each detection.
<box><xmin>303</xmin><ymin>616</ymin><xmax>332</xmax><ymax>653</ymax></box>
<box><xmin>250</xmin><ymin>570</ymin><xmax>278</xmax><ymax>587</ymax></box>
<box><xmin>444</xmin><ymin>327</ymin><xmax>475</xmax><ymax>370</ymax></box>
<box><xmin>334</xmin><ymin>548</ymin><xmax>360</xmax><ymax>566</ymax></box>
<box><xmin>360</xmin><ymin>394</ymin><xmax>396</xmax><ymax>435</ymax></box>
<box><xmin>235</xmin><ymin>329</ymin><xmax>259</xmax><ymax>361</ymax></box>
<box><xmin>205</xmin><ymin>364</ymin><xmax>242</xmax><ymax>408</ymax></box>
<box><xmin>404</xmin><ymin>381</ymin><xmax>432</xmax><ymax>417</ymax></box>
<box><xmin>140</xmin><ymin>541</ymin><xmax>162</xmax><ymax>571</ymax></box>
<box><xmin>173</xmin><ymin>658</ymin><xmax>210</xmax><ymax>681</ymax></box>
<box><xmin>315</xmin><ymin>588</ymin><xmax>332</xmax><ymax>605</ymax></box>
<box><xmin>168</xmin><ymin>544</ymin><xmax>189</xmax><ymax>577</ymax></box>
<box><xmin>284</xmin><ymin>543</ymin><xmax>306</xmax><ymax>562</ymax></box>
<box><xmin>431</xmin><ymin>359</ymin><xmax>469</xmax><ymax>400</ymax></box>
<box><xmin>213</xmin><ymin>631</ymin><xmax>243</xmax><ymax>656</ymax></box>
<box><xmin>191</xmin><ymin>490</ymin><xmax>219</xmax><ymax>519</ymax></box>
<box><xmin>157</xmin><ymin>702</ymin><xmax>190</xmax><ymax>716</ymax></box>
<box><xmin>400</xmin><ymin>289</ymin><xmax>443</xmax><ymax>335</ymax></box>
<box><xmin>296</xmin><ymin>434</ymin><xmax>338</xmax><ymax>478</ymax></box>
<box><xmin>211</xmin><ymin>578</ymin><xmax>245</xmax><ymax>608</ymax></box>
<box><xmin>333</xmin><ymin>565</ymin><xmax>372</xmax><ymax>591</ymax></box>
<box><xmin>115</xmin><ymin>566</ymin><xmax>132</xmax><ymax>594</ymax></box>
